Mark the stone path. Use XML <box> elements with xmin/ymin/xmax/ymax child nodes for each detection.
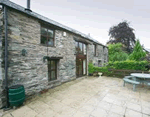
<box><xmin>1</xmin><ymin>76</ymin><xmax>150</xmax><ymax>117</ymax></box>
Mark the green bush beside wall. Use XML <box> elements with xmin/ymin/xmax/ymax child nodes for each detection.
<box><xmin>88</xmin><ymin>60</ymin><xmax>149</xmax><ymax>76</ymax></box>
<box><xmin>107</xmin><ymin>60</ymin><xmax>148</xmax><ymax>71</ymax></box>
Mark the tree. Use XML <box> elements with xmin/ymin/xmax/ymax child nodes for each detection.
<box><xmin>107</xmin><ymin>21</ymin><xmax>136</xmax><ymax>53</ymax></box>
<box><xmin>108</xmin><ymin>43</ymin><xmax>128</xmax><ymax>62</ymax></box>
<box><xmin>129</xmin><ymin>40</ymin><xmax>146</xmax><ymax>61</ymax></box>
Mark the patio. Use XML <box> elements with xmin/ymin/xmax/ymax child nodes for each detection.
<box><xmin>1</xmin><ymin>76</ymin><xmax>150</xmax><ymax>117</ymax></box>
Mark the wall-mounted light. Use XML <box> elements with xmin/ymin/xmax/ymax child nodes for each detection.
<box><xmin>21</xmin><ymin>49</ymin><xmax>27</xmax><ymax>56</ymax></box>
<box><xmin>43</xmin><ymin>56</ymin><xmax>49</xmax><ymax>62</ymax></box>
<box><xmin>63</xmin><ymin>32</ymin><xmax>66</xmax><ymax>37</ymax></box>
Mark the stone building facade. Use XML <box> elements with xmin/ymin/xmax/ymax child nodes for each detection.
<box><xmin>0</xmin><ymin>1</ymin><xmax>108</xmax><ymax>108</ymax></box>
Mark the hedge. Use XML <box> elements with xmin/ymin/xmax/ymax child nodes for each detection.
<box><xmin>88</xmin><ymin>60</ymin><xmax>149</xmax><ymax>76</ymax></box>
<box><xmin>107</xmin><ymin>60</ymin><xmax>149</xmax><ymax>71</ymax></box>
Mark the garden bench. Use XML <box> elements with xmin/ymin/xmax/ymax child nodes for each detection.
<box><xmin>147</xmin><ymin>83</ymin><xmax>150</xmax><ymax>86</ymax></box>
<box><xmin>123</xmin><ymin>76</ymin><xmax>140</xmax><ymax>91</ymax></box>
<box><xmin>145</xmin><ymin>80</ymin><xmax>150</xmax><ymax>86</ymax></box>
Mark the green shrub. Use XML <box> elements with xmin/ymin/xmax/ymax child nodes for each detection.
<box><xmin>107</xmin><ymin>60</ymin><xmax>148</xmax><ymax>70</ymax></box>
<box><xmin>88</xmin><ymin>62</ymin><xmax>94</xmax><ymax>74</ymax></box>
<box><xmin>93</xmin><ymin>66</ymin><xmax>113</xmax><ymax>76</ymax></box>
<box><xmin>108</xmin><ymin>43</ymin><xmax>128</xmax><ymax>62</ymax></box>
<box><xmin>129</xmin><ymin>39</ymin><xmax>146</xmax><ymax>61</ymax></box>
<box><xmin>93</xmin><ymin>67</ymin><xmax>108</xmax><ymax>73</ymax></box>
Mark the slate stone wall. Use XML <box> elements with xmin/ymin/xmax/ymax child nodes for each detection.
<box><xmin>7</xmin><ymin>9</ymin><xmax>76</xmax><ymax>96</ymax></box>
<box><xmin>88</xmin><ymin>44</ymin><xmax>108</xmax><ymax>67</ymax></box>
<box><xmin>0</xmin><ymin>8</ymin><xmax>108</xmax><ymax>107</ymax></box>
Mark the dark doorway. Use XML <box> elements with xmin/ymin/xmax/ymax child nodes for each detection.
<box><xmin>76</xmin><ymin>59</ymin><xmax>83</xmax><ymax>77</ymax></box>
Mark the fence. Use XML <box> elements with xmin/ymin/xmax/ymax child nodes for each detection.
<box><xmin>106</xmin><ymin>69</ymin><xmax>150</xmax><ymax>78</ymax></box>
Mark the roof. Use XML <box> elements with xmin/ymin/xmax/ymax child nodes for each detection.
<box><xmin>0</xmin><ymin>0</ymin><xmax>107</xmax><ymax>47</ymax></box>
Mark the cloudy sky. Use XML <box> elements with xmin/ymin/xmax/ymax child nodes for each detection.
<box><xmin>11</xmin><ymin>0</ymin><xmax>150</xmax><ymax>49</ymax></box>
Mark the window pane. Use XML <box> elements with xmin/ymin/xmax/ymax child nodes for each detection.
<box><xmin>79</xmin><ymin>60</ymin><xmax>82</xmax><ymax>76</ymax></box>
<box><xmin>75</xmin><ymin>42</ymin><xmax>79</xmax><ymax>53</ymax></box>
<box><xmin>79</xmin><ymin>42</ymin><xmax>83</xmax><ymax>53</ymax></box>
<box><xmin>94</xmin><ymin>45</ymin><xmax>96</xmax><ymax>56</ymax></box>
<box><xmin>47</xmin><ymin>29</ymin><xmax>54</xmax><ymax>38</ymax></box>
<box><xmin>41</xmin><ymin>27</ymin><xmax>47</xmax><ymax>36</ymax></box>
<box><xmin>51</xmin><ymin>71</ymin><xmax>56</xmax><ymax>80</ymax></box>
<box><xmin>83</xmin><ymin>44</ymin><xmax>86</xmax><ymax>55</ymax></box>
<box><xmin>47</xmin><ymin>38</ymin><xmax>54</xmax><ymax>46</ymax></box>
<box><xmin>75</xmin><ymin>41</ymin><xmax>78</xmax><ymax>47</ymax></box>
<box><xmin>98</xmin><ymin>60</ymin><xmax>102</xmax><ymax>67</ymax></box>
<box><xmin>41</xmin><ymin>36</ymin><xmax>47</xmax><ymax>44</ymax></box>
<box><xmin>48</xmin><ymin>71</ymin><xmax>51</xmax><ymax>80</ymax></box>
<box><xmin>48</xmin><ymin>60</ymin><xmax>51</xmax><ymax>65</ymax></box>
<box><xmin>83</xmin><ymin>59</ymin><xmax>86</xmax><ymax>75</ymax></box>
<box><xmin>51</xmin><ymin>60</ymin><xmax>56</xmax><ymax>69</ymax></box>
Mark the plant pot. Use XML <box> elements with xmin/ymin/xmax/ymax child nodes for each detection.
<box><xmin>98</xmin><ymin>72</ymin><xmax>103</xmax><ymax>77</ymax></box>
<box><xmin>88</xmin><ymin>73</ymin><xmax>93</xmax><ymax>76</ymax></box>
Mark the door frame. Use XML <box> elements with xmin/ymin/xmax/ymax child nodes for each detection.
<box><xmin>75</xmin><ymin>41</ymin><xmax>87</xmax><ymax>78</ymax></box>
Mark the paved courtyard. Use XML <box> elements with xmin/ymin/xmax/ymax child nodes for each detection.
<box><xmin>1</xmin><ymin>76</ymin><xmax>150</xmax><ymax>117</ymax></box>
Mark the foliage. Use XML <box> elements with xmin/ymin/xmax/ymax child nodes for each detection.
<box><xmin>88</xmin><ymin>63</ymin><xmax>112</xmax><ymax>75</ymax></box>
<box><xmin>93</xmin><ymin>66</ymin><xmax>112</xmax><ymax>76</ymax></box>
<box><xmin>108</xmin><ymin>20</ymin><xmax>136</xmax><ymax>53</ymax></box>
<box><xmin>108</xmin><ymin>43</ymin><xmax>128</xmax><ymax>62</ymax></box>
<box><xmin>129</xmin><ymin>40</ymin><xmax>146</xmax><ymax>61</ymax></box>
<box><xmin>93</xmin><ymin>67</ymin><xmax>108</xmax><ymax>73</ymax></box>
<box><xmin>88</xmin><ymin>62</ymin><xmax>94</xmax><ymax>74</ymax></box>
<box><xmin>107</xmin><ymin>60</ymin><xmax>149</xmax><ymax>71</ymax></box>
<box><xmin>89</xmin><ymin>60</ymin><xmax>149</xmax><ymax>77</ymax></box>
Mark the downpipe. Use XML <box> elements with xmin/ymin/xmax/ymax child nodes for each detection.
<box><xmin>3</xmin><ymin>5</ymin><xmax>9</xmax><ymax>109</ymax></box>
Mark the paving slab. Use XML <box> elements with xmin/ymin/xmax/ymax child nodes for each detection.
<box><xmin>91</xmin><ymin>107</ymin><xmax>108</xmax><ymax>117</ymax></box>
<box><xmin>10</xmin><ymin>106</ymin><xmax>37</xmax><ymax>117</ymax></box>
<box><xmin>1</xmin><ymin>76</ymin><xmax>150</xmax><ymax>117</ymax></box>
<box><xmin>125</xmin><ymin>109</ymin><xmax>142</xmax><ymax>117</ymax></box>
<box><xmin>110</xmin><ymin>104</ymin><xmax>126</xmax><ymax>115</ymax></box>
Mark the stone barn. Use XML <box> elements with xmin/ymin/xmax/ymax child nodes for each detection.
<box><xmin>0</xmin><ymin>0</ymin><xmax>108</xmax><ymax>107</ymax></box>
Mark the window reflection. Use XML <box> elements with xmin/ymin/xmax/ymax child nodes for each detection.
<box><xmin>79</xmin><ymin>42</ymin><xmax>83</xmax><ymax>53</ymax></box>
<box><xmin>41</xmin><ymin>26</ymin><xmax>54</xmax><ymax>46</ymax></box>
<box><xmin>75</xmin><ymin>41</ymin><xmax>86</xmax><ymax>55</ymax></box>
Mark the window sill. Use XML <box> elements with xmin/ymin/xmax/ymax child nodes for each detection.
<box><xmin>40</xmin><ymin>44</ymin><xmax>56</xmax><ymax>48</ymax></box>
<box><xmin>48</xmin><ymin>79</ymin><xmax>60</xmax><ymax>85</ymax></box>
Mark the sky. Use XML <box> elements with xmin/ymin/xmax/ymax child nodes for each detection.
<box><xmin>10</xmin><ymin>0</ymin><xmax>150</xmax><ymax>49</ymax></box>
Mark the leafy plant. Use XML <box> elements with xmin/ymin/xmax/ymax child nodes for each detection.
<box><xmin>108</xmin><ymin>43</ymin><xmax>128</xmax><ymax>62</ymax></box>
<box><xmin>129</xmin><ymin>39</ymin><xmax>146</xmax><ymax>61</ymax></box>
<box><xmin>88</xmin><ymin>62</ymin><xmax>94</xmax><ymax>74</ymax></box>
<box><xmin>107</xmin><ymin>60</ymin><xmax>148</xmax><ymax>70</ymax></box>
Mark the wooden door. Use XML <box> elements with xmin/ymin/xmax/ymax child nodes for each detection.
<box><xmin>76</xmin><ymin>58</ymin><xmax>83</xmax><ymax>77</ymax></box>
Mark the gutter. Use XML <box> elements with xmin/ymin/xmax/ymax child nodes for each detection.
<box><xmin>4</xmin><ymin>5</ymin><xmax>9</xmax><ymax>108</ymax></box>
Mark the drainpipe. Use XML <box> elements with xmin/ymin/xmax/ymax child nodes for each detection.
<box><xmin>4</xmin><ymin>5</ymin><xmax>9</xmax><ymax>108</ymax></box>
